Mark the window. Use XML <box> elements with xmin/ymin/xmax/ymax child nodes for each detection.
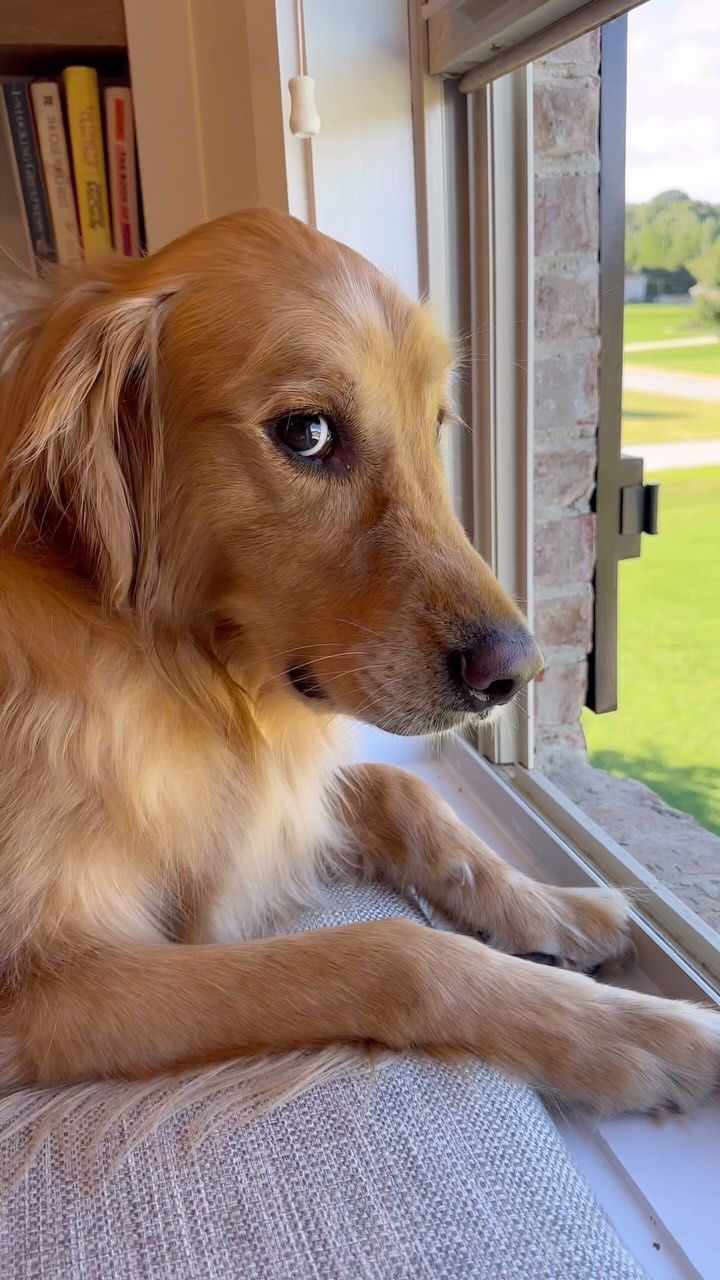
<box><xmin>415</xmin><ymin>0</ymin><xmax>720</xmax><ymax>987</ymax></box>
<box><xmin>528</xmin><ymin>5</ymin><xmax>720</xmax><ymax>971</ymax></box>
<box><xmin>584</xmin><ymin>0</ymin><xmax>720</xmax><ymax>912</ymax></box>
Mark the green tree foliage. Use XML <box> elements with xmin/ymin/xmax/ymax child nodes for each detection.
<box><xmin>689</xmin><ymin>239</ymin><xmax>720</xmax><ymax>327</ymax></box>
<box><xmin>626</xmin><ymin>190</ymin><xmax>720</xmax><ymax>275</ymax></box>
<box><xmin>690</xmin><ymin>237</ymin><xmax>720</xmax><ymax>288</ymax></box>
<box><xmin>626</xmin><ymin>191</ymin><xmax>720</xmax><ymax>322</ymax></box>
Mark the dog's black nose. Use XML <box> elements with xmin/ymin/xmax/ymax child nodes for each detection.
<box><xmin>453</xmin><ymin>626</ymin><xmax>543</xmax><ymax>707</ymax></box>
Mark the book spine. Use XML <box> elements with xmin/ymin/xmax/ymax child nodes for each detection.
<box><xmin>30</xmin><ymin>81</ymin><xmax>82</xmax><ymax>265</ymax></box>
<box><xmin>104</xmin><ymin>87</ymin><xmax>140</xmax><ymax>257</ymax></box>
<box><xmin>0</xmin><ymin>94</ymin><xmax>37</xmax><ymax>278</ymax></box>
<box><xmin>62</xmin><ymin>66</ymin><xmax>112</xmax><ymax>258</ymax></box>
<box><xmin>1</xmin><ymin>80</ymin><xmax>56</xmax><ymax>266</ymax></box>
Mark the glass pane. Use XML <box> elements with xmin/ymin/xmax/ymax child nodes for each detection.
<box><xmin>532</xmin><ymin>5</ymin><xmax>720</xmax><ymax>943</ymax></box>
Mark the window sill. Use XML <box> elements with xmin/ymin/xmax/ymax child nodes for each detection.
<box><xmin>536</xmin><ymin>747</ymin><xmax>720</xmax><ymax>935</ymax></box>
<box><xmin>348</xmin><ymin>722</ymin><xmax>720</xmax><ymax>1279</ymax></box>
<box><xmin>515</xmin><ymin>759</ymin><xmax>720</xmax><ymax>994</ymax></box>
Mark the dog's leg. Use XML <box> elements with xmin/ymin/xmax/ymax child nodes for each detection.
<box><xmin>336</xmin><ymin>764</ymin><xmax>634</xmax><ymax>972</ymax></box>
<box><xmin>11</xmin><ymin>924</ymin><xmax>720</xmax><ymax>1113</ymax></box>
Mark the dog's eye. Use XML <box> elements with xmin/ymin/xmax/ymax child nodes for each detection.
<box><xmin>276</xmin><ymin>412</ymin><xmax>335</xmax><ymax>460</ymax></box>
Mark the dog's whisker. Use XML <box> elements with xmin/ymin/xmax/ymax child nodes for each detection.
<box><xmin>260</xmin><ymin>661</ymin><xmax>392</xmax><ymax>697</ymax></box>
<box><xmin>235</xmin><ymin>642</ymin><xmax>358</xmax><ymax>671</ymax></box>
<box><xmin>255</xmin><ymin>650</ymin><xmax>368</xmax><ymax>680</ymax></box>
<box><xmin>327</xmin><ymin>616</ymin><xmax>385</xmax><ymax>641</ymax></box>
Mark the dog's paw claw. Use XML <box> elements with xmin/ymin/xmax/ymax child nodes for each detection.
<box><xmin>513</xmin><ymin>942</ymin><xmax>635</xmax><ymax>980</ymax></box>
<box><xmin>473</xmin><ymin>884</ymin><xmax>635</xmax><ymax>979</ymax></box>
<box><xmin>516</xmin><ymin>951</ymin><xmax>559</xmax><ymax>967</ymax></box>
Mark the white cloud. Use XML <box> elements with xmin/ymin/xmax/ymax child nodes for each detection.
<box><xmin>665</xmin><ymin>39</ymin><xmax>718</xmax><ymax>86</ymax></box>
<box><xmin>625</xmin><ymin>0</ymin><xmax>720</xmax><ymax>202</ymax></box>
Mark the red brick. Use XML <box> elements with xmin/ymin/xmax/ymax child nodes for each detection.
<box><xmin>535</xmin><ymin>172</ymin><xmax>598</xmax><ymax>258</ymax></box>
<box><xmin>534</xmin><ymin>589</ymin><xmax>593</xmax><ymax>653</ymax></box>
<box><xmin>535</xmin><ymin>263</ymin><xmax>598</xmax><ymax>341</ymax></box>
<box><xmin>534</xmin><ymin>661</ymin><xmax>588</xmax><ymax>727</ymax></box>
<box><xmin>538</xmin><ymin>31</ymin><xmax>600</xmax><ymax>71</ymax></box>
<box><xmin>534</xmin><ymin>78</ymin><xmax>599</xmax><ymax>159</ymax></box>
<box><xmin>534</xmin><ymin>514</ymin><xmax>595</xmax><ymax>588</ymax></box>
<box><xmin>535</xmin><ymin>438</ymin><xmax>596</xmax><ymax>513</ymax></box>
<box><xmin>535</xmin><ymin>347</ymin><xmax>598</xmax><ymax>430</ymax></box>
<box><xmin>535</xmin><ymin>722</ymin><xmax>587</xmax><ymax>757</ymax></box>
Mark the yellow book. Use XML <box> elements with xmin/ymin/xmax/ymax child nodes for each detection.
<box><xmin>63</xmin><ymin>66</ymin><xmax>111</xmax><ymax>257</ymax></box>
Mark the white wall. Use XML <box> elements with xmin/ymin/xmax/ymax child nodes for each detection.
<box><xmin>279</xmin><ymin>0</ymin><xmax>420</xmax><ymax>298</ymax></box>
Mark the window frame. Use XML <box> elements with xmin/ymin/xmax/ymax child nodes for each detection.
<box><xmin>424</xmin><ymin>0</ymin><xmax>649</xmax><ymax>83</ymax></box>
<box><xmin>467</xmin><ymin>68</ymin><xmax>535</xmax><ymax>767</ymax></box>
<box><xmin>588</xmin><ymin>15</ymin><xmax>629</xmax><ymax>713</ymax></box>
<box><xmin>587</xmin><ymin>15</ymin><xmax>660</xmax><ymax>713</ymax></box>
<box><xmin>411</xmin><ymin>0</ymin><xmax>720</xmax><ymax>987</ymax></box>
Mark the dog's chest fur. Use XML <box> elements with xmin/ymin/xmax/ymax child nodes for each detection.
<box><xmin>0</xmin><ymin>582</ymin><xmax>343</xmax><ymax>953</ymax></box>
<box><xmin>108</xmin><ymin>683</ymin><xmax>344</xmax><ymax>946</ymax></box>
<box><xmin>201</xmin><ymin>700</ymin><xmax>343</xmax><ymax>943</ymax></box>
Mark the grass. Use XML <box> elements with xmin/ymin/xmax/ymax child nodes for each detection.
<box><xmin>624</xmin><ymin>342</ymin><xmax>720</xmax><ymax>377</ymax></box>
<box><xmin>622</xmin><ymin>391</ymin><xmax>720</xmax><ymax>445</ymax></box>
<box><xmin>583</xmin><ymin>466</ymin><xmax>720</xmax><ymax>834</ymax></box>
<box><xmin>623</xmin><ymin>304</ymin><xmax>720</xmax><ymax>374</ymax></box>
<box><xmin>581</xmin><ymin>305</ymin><xmax>720</xmax><ymax>833</ymax></box>
<box><xmin>624</xmin><ymin>303</ymin><xmax>710</xmax><ymax>345</ymax></box>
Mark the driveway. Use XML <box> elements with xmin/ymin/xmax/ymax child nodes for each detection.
<box><xmin>624</xmin><ymin>366</ymin><xmax>720</xmax><ymax>402</ymax></box>
<box><xmin>631</xmin><ymin>439</ymin><xmax>720</xmax><ymax>471</ymax></box>
<box><xmin>625</xmin><ymin>335</ymin><xmax>720</xmax><ymax>353</ymax></box>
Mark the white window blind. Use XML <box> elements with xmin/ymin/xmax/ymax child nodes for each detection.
<box><xmin>424</xmin><ymin>0</ymin><xmax>647</xmax><ymax>88</ymax></box>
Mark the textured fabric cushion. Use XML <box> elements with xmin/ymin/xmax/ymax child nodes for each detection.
<box><xmin>0</xmin><ymin>883</ymin><xmax>645</xmax><ymax>1279</ymax></box>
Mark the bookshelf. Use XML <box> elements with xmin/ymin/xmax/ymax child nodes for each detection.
<box><xmin>0</xmin><ymin>0</ymin><xmax>286</xmax><ymax>265</ymax></box>
<box><xmin>0</xmin><ymin>2</ymin><xmax>126</xmax><ymax>58</ymax></box>
<box><xmin>0</xmin><ymin>2</ymin><xmax>142</xmax><ymax>278</ymax></box>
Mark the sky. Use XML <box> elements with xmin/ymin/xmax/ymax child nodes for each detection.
<box><xmin>626</xmin><ymin>0</ymin><xmax>720</xmax><ymax>203</ymax></box>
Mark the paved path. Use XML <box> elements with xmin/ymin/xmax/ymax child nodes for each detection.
<box><xmin>625</xmin><ymin>335</ymin><xmax>720</xmax><ymax>352</ymax></box>
<box><xmin>623</xmin><ymin>365</ymin><xmax>720</xmax><ymax>402</ymax></box>
<box><xmin>631</xmin><ymin>439</ymin><xmax>720</xmax><ymax>472</ymax></box>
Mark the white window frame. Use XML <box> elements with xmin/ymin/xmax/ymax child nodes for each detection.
<box><xmin>410</xmin><ymin>0</ymin><xmax>720</xmax><ymax>1001</ymax></box>
<box><xmin>410</xmin><ymin>0</ymin><xmax>535</xmax><ymax>768</ymax></box>
<box><xmin>468</xmin><ymin>68</ymin><xmax>535</xmax><ymax>768</ymax></box>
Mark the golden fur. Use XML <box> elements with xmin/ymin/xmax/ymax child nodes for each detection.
<box><xmin>0</xmin><ymin>208</ymin><xmax>717</xmax><ymax>1120</ymax></box>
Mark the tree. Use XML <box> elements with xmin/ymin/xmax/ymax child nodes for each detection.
<box><xmin>690</xmin><ymin>239</ymin><xmax>720</xmax><ymax>328</ymax></box>
<box><xmin>625</xmin><ymin>191</ymin><xmax>720</xmax><ymax>277</ymax></box>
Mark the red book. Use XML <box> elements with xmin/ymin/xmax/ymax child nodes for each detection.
<box><xmin>104</xmin><ymin>86</ymin><xmax>140</xmax><ymax>257</ymax></box>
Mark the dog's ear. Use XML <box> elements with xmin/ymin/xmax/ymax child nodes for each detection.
<box><xmin>0</xmin><ymin>266</ymin><xmax>177</xmax><ymax>615</ymax></box>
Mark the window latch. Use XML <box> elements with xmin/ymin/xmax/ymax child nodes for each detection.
<box><xmin>618</xmin><ymin>454</ymin><xmax>660</xmax><ymax>559</ymax></box>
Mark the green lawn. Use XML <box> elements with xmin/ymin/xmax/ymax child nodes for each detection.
<box><xmin>583</xmin><ymin>466</ymin><xmax>720</xmax><ymax>834</ymax></box>
<box><xmin>624</xmin><ymin>342</ymin><xmax>720</xmax><ymax>377</ymax></box>
<box><xmin>624</xmin><ymin>303</ymin><xmax>711</xmax><ymax>344</ymax></box>
<box><xmin>622</xmin><ymin>391</ymin><xmax>720</xmax><ymax>445</ymax></box>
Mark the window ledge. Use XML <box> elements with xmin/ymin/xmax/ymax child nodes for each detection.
<box><xmin>349</xmin><ymin>724</ymin><xmax>720</xmax><ymax>1277</ymax></box>
<box><xmin>537</xmin><ymin>747</ymin><xmax>720</xmax><ymax>936</ymax></box>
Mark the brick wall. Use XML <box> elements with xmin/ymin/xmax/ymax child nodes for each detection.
<box><xmin>532</xmin><ymin>32</ymin><xmax>601</xmax><ymax>758</ymax></box>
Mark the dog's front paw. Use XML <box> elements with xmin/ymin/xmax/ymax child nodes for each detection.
<box><xmin>530</xmin><ymin>883</ymin><xmax>635</xmax><ymax>976</ymax></box>
<box><xmin>590</xmin><ymin>994</ymin><xmax>720</xmax><ymax>1115</ymax></box>
<box><xmin>479</xmin><ymin>880</ymin><xmax>635</xmax><ymax>977</ymax></box>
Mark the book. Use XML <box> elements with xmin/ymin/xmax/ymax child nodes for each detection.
<box><xmin>0</xmin><ymin>91</ymin><xmax>36</xmax><ymax>279</ymax></box>
<box><xmin>62</xmin><ymin>66</ymin><xmax>111</xmax><ymax>258</ymax></box>
<box><xmin>30</xmin><ymin>81</ymin><xmax>82</xmax><ymax>265</ymax></box>
<box><xmin>1</xmin><ymin>80</ymin><xmax>56</xmax><ymax>269</ymax></box>
<box><xmin>104</xmin><ymin>87</ymin><xmax>140</xmax><ymax>257</ymax></box>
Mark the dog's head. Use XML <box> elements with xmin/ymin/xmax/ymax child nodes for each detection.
<box><xmin>0</xmin><ymin>208</ymin><xmax>541</xmax><ymax>735</ymax></box>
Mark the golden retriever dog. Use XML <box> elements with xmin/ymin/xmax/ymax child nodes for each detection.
<box><xmin>0</xmin><ymin>207</ymin><xmax>717</xmax><ymax>1117</ymax></box>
